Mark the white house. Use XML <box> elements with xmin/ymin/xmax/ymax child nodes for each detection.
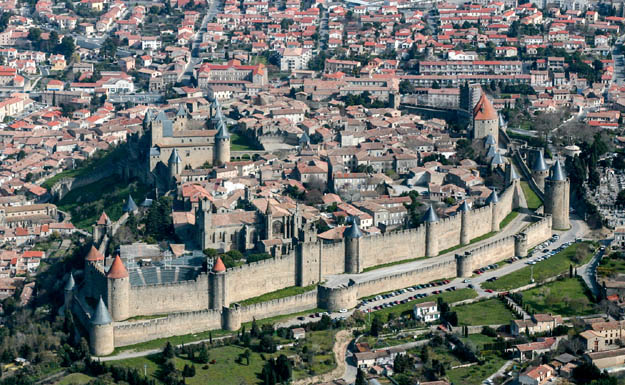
<box><xmin>413</xmin><ymin>301</ymin><xmax>440</xmax><ymax>322</ymax></box>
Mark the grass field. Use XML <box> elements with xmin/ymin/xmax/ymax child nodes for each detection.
<box><xmin>447</xmin><ymin>353</ymin><xmax>507</xmax><ymax>385</ymax></box>
<box><xmin>520</xmin><ymin>278</ymin><xmax>595</xmax><ymax>316</ymax></box>
<box><xmin>239</xmin><ymin>284</ymin><xmax>317</xmax><ymax>306</ymax></box>
<box><xmin>499</xmin><ymin>210</ymin><xmax>519</xmax><ymax>230</ymax></box>
<box><xmin>230</xmin><ymin>132</ymin><xmax>260</xmax><ymax>151</ymax></box>
<box><xmin>597</xmin><ymin>253</ymin><xmax>625</xmax><ymax>278</ymax></box>
<box><xmin>368</xmin><ymin>288</ymin><xmax>478</xmax><ymax>324</ymax></box>
<box><xmin>520</xmin><ymin>181</ymin><xmax>542</xmax><ymax>210</ymax></box>
<box><xmin>455</xmin><ymin>299</ymin><xmax>516</xmax><ymax>326</ymax></box>
<box><xmin>362</xmin><ymin>256</ymin><xmax>428</xmax><ymax>273</ymax></box>
<box><xmin>56</xmin><ymin>373</ymin><xmax>94</xmax><ymax>385</ymax></box>
<box><xmin>57</xmin><ymin>176</ymin><xmax>150</xmax><ymax>230</ymax></box>
<box><xmin>481</xmin><ymin>242</ymin><xmax>594</xmax><ymax>291</ymax></box>
<box><xmin>461</xmin><ymin>334</ymin><xmax>499</xmax><ymax>350</ymax></box>
<box><xmin>116</xmin><ymin>330</ymin><xmax>337</xmax><ymax>384</ymax></box>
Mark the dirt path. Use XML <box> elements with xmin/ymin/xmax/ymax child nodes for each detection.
<box><xmin>293</xmin><ymin>329</ymin><xmax>352</xmax><ymax>385</ymax></box>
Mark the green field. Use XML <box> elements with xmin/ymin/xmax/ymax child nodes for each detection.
<box><xmin>481</xmin><ymin>242</ymin><xmax>594</xmax><ymax>291</ymax></box>
<box><xmin>460</xmin><ymin>333</ymin><xmax>499</xmax><ymax>350</ymax></box>
<box><xmin>57</xmin><ymin>176</ymin><xmax>150</xmax><ymax>230</ymax></box>
<box><xmin>447</xmin><ymin>353</ymin><xmax>507</xmax><ymax>385</ymax></box>
<box><xmin>116</xmin><ymin>330</ymin><xmax>337</xmax><ymax>384</ymax></box>
<box><xmin>520</xmin><ymin>181</ymin><xmax>542</xmax><ymax>210</ymax></box>
<box><xmin>239</xmin><ymin>284</ymin><xmax>317</xmax><ymax>306</ymax></box>
<box><xmin>597</xmin><ymin>253</ymin><xmax>625</xmax><ymax>278</ymax></box>
<box><xmin>499</xmin><ymin>210</ymin><xmax>519</xmax><ymax>230</ymax></box>
<box><xmin>230</xmin><ymin>132</ymin><xmax>260</xmax><ymax>151</ymax></box>
<box><xmin>362</xmin><ymin>256</ymin><xmax>428</xmax><ymax>273</ymax></box>
<box><xmin>368</xmin><ymin>288</ymin><xmax>478</xmax><ymax>324</ymax></box>
<box><xmin>455</xmin><ymin>299</ymin><xmax>516</xmax><ymax>326</ymax></box>
<box><xmin>56</xmin><ymin>373</ymin><xmax>94</xmax><ymax>385</ymax></box>
<box><xmin>520</xmin><ymin>278</ymin><xmax>595</xmax><ymax>316</ymax></box>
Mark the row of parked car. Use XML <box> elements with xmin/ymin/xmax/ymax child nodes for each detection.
<box><xmin>358</xmin><ymin>280</ymin><xmax>452</xmax><ymax>313</ymax></box>
<box><xmin>473</xmin><ymin>263</ymin><xmax>499</xmax><ymax>275</ymax></box>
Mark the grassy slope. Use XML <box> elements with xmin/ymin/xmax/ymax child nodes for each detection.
<box><xmin>520</xmin><ymin>278</ymin><xmax>595</xmax><ymax>316</ymax></box>
<box><xmin>239</xmin><ymin>284</ymin><xmax>317</xmax><ymax>306</ymax></box>
<box><xmin>482</xmin><ymin>242</ymin><xmax>594</xmax><ymax>291</ymax></box>
<box><xmin>520</xmin><ymin>181</ymin><xmax>542</xmax><ymax>210</ymax></box>
<box><xmin>455</xmin><ymin>298</ymin><xmax>517</xmax><ymax>326</ymax></box>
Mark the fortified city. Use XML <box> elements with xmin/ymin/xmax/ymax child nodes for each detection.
<box><xmin>0</xmin><ymin>0</ymin><xmax>624</xmax><ymax>383</ymax></box>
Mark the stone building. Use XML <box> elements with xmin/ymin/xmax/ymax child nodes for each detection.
<box><xmin>148</xmin><ymin>98</ymin><xmax>230</xmax><ymax>186</ymax></box>
<box><xmin>544</xmin><ymin>160</ymin><xmax>570</xmax><ymax>230</ymax></box>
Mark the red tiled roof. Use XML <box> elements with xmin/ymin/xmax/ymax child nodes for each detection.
<box><xmin>473</xmin><ymin>93</ymin><xmax>497</xmax><ymax>120</ymax></box>
<box><xmin>212</xmin><ymin>256</ymin><xmax>226</xmax><ymax>272</ymax></box>
<box><xmin>107</xmin><ymin>254</ymin><xmax>128</xmax><ymax>279</ymax></box>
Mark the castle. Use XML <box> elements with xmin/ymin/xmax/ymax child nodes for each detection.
<box><xmin>472</xmin><ymin>92</ymin><xmax>499</xmax><ymax>147</ymax></box>
<box><xmin>65</xmin><ymin>163</ymin><xmax>570</xmax><ymax>355</ymax></box>
<box><xmin>148</xmin><ymin>97</ymin><xmax>231</xmax><ymax>188</ymax></box>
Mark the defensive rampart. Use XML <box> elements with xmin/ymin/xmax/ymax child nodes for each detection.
<box><xmin>129</xmin><ymin>274</ymin><xmax>209</xmax><ymax>317</ymax></box>
<box><xmin>239</xmin><ymin>290</ymin><xmax>318</xmax><ymax>323</ymax></box>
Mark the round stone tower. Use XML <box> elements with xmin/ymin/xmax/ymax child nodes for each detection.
<box><xmin>223</xmin><ymin>303</ymin><xmax>241</xmax><ymax>331</ymax></box>
<box><xmin>317</xmin><ymin>281</ymin><xmax>358</xmax><ymax>312</ymax></box>
<box><xmin>107</xmin><ymin>254</ymin><xmax>130</xmax><ymax>322</ymax></box>
<box><xmin>64</xmin><ymin>272</ymin><xmax>75</xmax><ymax>311</ymax></box>
<box><xmin>532</xmin><ymin>150</ymin><xmax>549</xmax><ymax>191</ymax></box>
<box><xmin>424</xmin><ymin>205</ymin><xmax>439</xmax><ymax>257</ymax></box>
<box><xmin>214</xmin><ymin>110</ymin><xmax>231</xmax><ymax>167</ymax></box>
<box><xmin>209</xmin><ymin>257</ymin><xmax>227</xmax><ymax>310</ymax></box>
<box><xmin>458</xmin><ymin>200</ymin><xmax>470</xmax><ymax>245</ymax></box>
<box><xmin>455</xmin><ymin>252</ymin><xmax>472</xmax><ymax>278</ymax></box>
<box><xmin>514</xmin><ymin>233</ymin><xmax>528</xmax><ymax>258</ymax></box>
<box><xmin>90</xmin><ymin>296</ymin><xmax>114</xmax><ymax>356</ymax></box>
<box><xmin>545</xmin><ymin>159</ymin><xmax>570</xmax><ymax>230</ymax></box>
<box><xmin>344</xmin><ymin>217</ymin><xmax>362</xmax><ymax>274</ymax></box>
<box><xmin>487</xmin><ymin>190</ymin><xmax>499</xmax><ymax>232</ymax></box>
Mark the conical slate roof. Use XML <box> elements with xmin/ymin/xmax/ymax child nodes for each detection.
<box><xmin>532</xmin><ymin>151</ymin><xmax>548</xmax><ymax>172</ymax></box>
<box><xmin>212</xmin><ymin>256</ymin><xmax>226</xmax><ymax>272</ymax></box>
<box><xmin>551</xmin><ymin>159</ymin><xmax>566</xmax><ymax>181</ymax></box>
<box><xmin>484</xmin><ymin>134</ymin><xmax>496</xmax><ymax>146</ymax></box>
<box><xmin>344</xmin><ymin>217</ymin><xmax>363</xmax><ymax>238</ymax></box>
<box><xmin>486</xmin><ymin>145</ymin><xmax>497</xmax><ymax>159</ymax></box>
<box><xmin>92</xmin><ymin>296</ymin><xmax>112</xmax><ymax>325</ymax></box>
<box><xmin>123</xmin><ymin>195</ymin><xmax>138</xmax><ymax>212</ymax></box>
<box><xmin>168</xmin><ymin>148</ymin><xmax>182</xmax><ymax>164</ymax></box>
<box><xmin>215</xmin><ymin>120</ymin><xmax>230</xmax><ymax>139</ymax></box>
<box><xmin>155</xmin><ymin>109</ymin><xmax>168</xmax><ymax>122</ymax></box>
<box><xmin>423</xmin><ymin>205</ymin><xmax>439</xmax><ymax>223</ymax></box>
<box><xmin>458</xmin><ymin>200</ymin><xmax>470</xmax><ymax>212</ymax></box>
<box><xmin>64</xmin><ymin>272</ymin><xmax>75</xmax><ymax>291</ymax></box>
<box><xmin>107</xmin><ymin>255</ymin><xmax>129</xmax><ymax>279</ymax></box>
<box><xmin>509</xmin><ymin>165</ymin><xmax>520</xmax><ymax>180</ymax></box>
<box><xmin>176</xmin><ymin>104</ymin><xmax>187</xmax><ymax>117</ymax></box>
<box><xmin>299</xmin><ymin>132</ymin><xmax>310</xmax><ymax>145</ymax></box>
<box><xmin>491</xmin><ymin>152</ymin><xmax>504</xmax><ymax>165</ymax></box>
<box><xmin>486</xmin><ymin>190</ymin><xmax>499</xmax><ymax>204</ymax></box>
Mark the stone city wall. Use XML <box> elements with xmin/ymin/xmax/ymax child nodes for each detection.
<box><xmin>359</xmin><ymin>226</ymin><xmax>426</xmax><ymax>269</ymax></box>
<box><xmin>225</xmin><ymin>255</ymin><xmax>296</xmax><ymax>304</ymax></box>
<box><xmin>463</xmin><ymin>236</ymin><xmax>516</xmax><ymax>273</ymax></box>
<box><xmin>113</xmin><ymin>309</ymin><xmax>223</xmax><ymax>347</ymax></box>
<box><xmin>524</xmin><ymin>215</ymin><xmax>553</xmax><ymax>248</ymax></box>
<box><xmin>239</xmin><ymin>290</ymin><xmax>318</xmax><ymax>323</ymax></box>
<box><xmin>356</xmin><ymin>259</ymin><xmax>457</xmax><ymax>300</ymax></box>
<box><xmin>462</xmin><ymin>205</ymin><xmax>492</xmax><ymax>242</ymax></box>
<box><xmin>129</xmin><ymin>274</ymin><xmax>209</xmax><ymax>317</ymax></box>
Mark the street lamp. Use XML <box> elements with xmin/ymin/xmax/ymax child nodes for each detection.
<box><xmin>530</xmin><ymin>265</ymin><xmax>534</xmax><ymax>283</ymax></box>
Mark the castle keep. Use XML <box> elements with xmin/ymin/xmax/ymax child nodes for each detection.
<box><xmin>66</xmin><ymin>172</ymin><xmax>563</xmax><ymax>356</ymax></box>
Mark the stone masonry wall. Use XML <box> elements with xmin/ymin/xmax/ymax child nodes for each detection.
<box><xmin>356</xmin><ymin>260</ymin><xmax>457</xmax><ymax>299</ymax></box>
<box><xmin>359</xmin><ymin>227</ymin><xmax>426</xmax><ymax>269</ymax></box>
<box><xmin>524</xmin><ymin>215</ymin><xmax>553</xmax><ymax>249</ymax></box>
<box><xmin>464</xmin><ymin>205</ymin><xmax>492</xmax><ymax>240</ymax></box>
<box><xmin>238</xmin><ymin>290</ymin><xmax>318</xmax><ymax>323</ymax></box>
<box><xmin>113</xmin><ymin>309</ymin><xmax>223</xmax><ymax>347</ymax></box>
<box><xmin>129</xmin><ymin>274</ymin><xmax>209</xmax><ymax>317</ymax></box>
<box><xmin>464</xmin><ymin>237</ymin><xmax>516</xmax><ymax>272</ymax></box>
<box><xmin>226</xmin><ymin>255</ymin><xmax>296</xmax><ymax>304</ymax></box>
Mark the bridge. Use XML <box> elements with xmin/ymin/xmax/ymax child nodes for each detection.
<box><xmin>230</xmin><ymin>150</ymin><xmax>269</xmax><ymax>160</ymax></box>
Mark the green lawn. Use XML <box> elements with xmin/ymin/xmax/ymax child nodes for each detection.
<box><xmin>447</xmin><ymin>353</ymin><xmax>508</xmax><ymax>385</ymax></box>
<box><xmin>368</xmin><ymin>288</ymin><xmax>478</xmax><ymax>324</ymax></box>
<box><xmin>461</xmin><ymin>334</ymin><xmax>499</xmax><ymax>350</ymax></box>
<box><xmin>56</xmin><ymin>373</ymin><xmax>94</xmax><ymax>385</ymax></box>
<box><xmin>362</xmin><ymin>256</ymin><xmax>428</xmax><ymax>273</ymax></box>
<box><xmin>455</xmin><ymin>299</ymin><xmax>516</xmax><ymax>326</ymax></box>
<box><xmin>499</xmin><ymin>210</ymin><xmax>519</xmax><ymax>230</ymax></box>
<box><xmin>230</xmin><ymin>132</ymin><xmax>260</xmax><ymax>151</ymax></box>
<box><xmin>116</xmin><ymin>330</ymin><xmax>337</xmax><ymax>384</ymax></box>
<box><xmin>520</xmin><ymin>181</ymin><xmax>542</xmax><ymax>210</ymax></box>
<box><xmin>520</xmin><ymin>278</ymin><xmax>595</xmax><ymax>316</ymax></box>
<box><xmin>57</xmin><ymin>175</ymin><xmax>150</xmax><ymax>230</ymax></box>
<box><xmin>482</xmin><ymin>242</ymin><xmax>595</xmax><ymax>291</ymax></box>
<box><xmin>597</xmin><ymin>253</ymin><xmax>625</xmax><ymax>278</ymax></box>
<box><xmin>239</xmin><ymin>285</ymin><xmax>317</xmax><ymax>306</ymax></box>
<box><xmin>110</xmin><ymin>328</ymin><xmax>233</xmax><ymax>355</ymax></box>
